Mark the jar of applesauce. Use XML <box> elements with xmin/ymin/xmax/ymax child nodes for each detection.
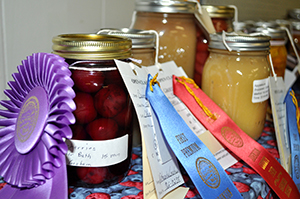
<box><xmin>202</xmin><ymin>33</ymin><xmax>271</xmax><ymax>140</ymax></box>
<box><xmin>97</xmin><ymin>28</ymin><xmax>156</xmax><ymax>66</ymax></box>
<box><xmin>130</xmin><ymin>0</ymin><xmax>197</xmax><ymax>78</ymax></box>
<box><xmin>52</xmin><ymin>34</ymin><xmax>133</xmax><ymax>187</ymax></box>
<box><xmin>194</xmin><ymin>5</ymin><xmax>235</xmax><ymax>87</ymax></box>
<box><xmin>250</xmin><ymin>27</ymin><xmax>287</xmax><ymax>77</ymax></box>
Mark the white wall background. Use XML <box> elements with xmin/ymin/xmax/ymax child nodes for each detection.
<box><xmin>0</xmin><ymin>0</ymin><xmax>300</xmax><ymax>101</ymax></box>
<box><xmin>0</xmin><ymin>0</ymin><xmax>135</xmax><ymax>100</ymax></box>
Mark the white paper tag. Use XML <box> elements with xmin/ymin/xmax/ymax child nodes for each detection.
<box><xmin>284</xmin><ymin>66</ymin><xmax>298</xmax><ymax>90</ymax></box>
<box><xmin>115</xmin><ymin>60</ymin><xmax>184</xmax><ymax>199</ymax></box>
<box><xmin>252</xmin><ymin>78</ymin><xmax>269</xmax><ymax>103</ymax></box>
<box><xmin>145</xmin><ymin>61</ymin><xmax>237</xmax><ymax>169</ymax></box>
<box><xmin>65</xmin><ymin>135</ymin><xmax>128</xmax><ymax>167</ymax></box>
<box><xmin>269</xmin><ymin>76</ymin><xmax>291</xmax><ymax>173</ymax></box>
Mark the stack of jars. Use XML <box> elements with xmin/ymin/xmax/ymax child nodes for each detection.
<box><xmin>53</xmin><ymin>0</ymin><xmax>300</xmax><ymax>188</ymax></box>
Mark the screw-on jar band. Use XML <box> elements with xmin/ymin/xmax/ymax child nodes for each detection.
<box><xmin>52</xmin><ymin>34</ymin><xmax>132</xmax><ymax>60</ymax></box>
<box><xmin>97</xmin><ymin>28</ymin><xmax>156</xmax><ymax>49</ymax></box>
<box><xmin>134</xmin><ymin>0</ymin><xmax>196</xmax><ymax>13</ymax></box>
<box><xmin>209</xmin><ymin>32</ymin><xmax>271</xmax><ymax>51</ymax></box>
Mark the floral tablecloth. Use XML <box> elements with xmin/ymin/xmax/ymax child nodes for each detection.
<box><xmin>64</xmin><ymin>118</ymin><xmax>279</xmax><ymax>199</ymax></box>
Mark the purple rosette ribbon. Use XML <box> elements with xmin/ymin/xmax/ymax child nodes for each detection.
<box><xmin>0</xmin><ymin>53</ymin><xmax>76</xmax><ymax>198</ymax></box>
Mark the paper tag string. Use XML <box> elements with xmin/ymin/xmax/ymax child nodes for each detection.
<box><xmin>269</xmin><ymin>54</ymin><xmax>278</xmax><ymax>82</ymax></box>
<box><xmin>140</xmin><ymin>30</ymin><xmax>160</xmax><ymax>66</ymax></box>
<box><xmin>176</xmin><ymin>76</ymin><xmax>217</xmax><ymax>120</ymax></box>
<box><xmin>149</xmin><ymin>73</ymin><xmax>160</xmax><ymax>92</ymax></box>
<box><xmin>228</xmin><ymin>5</ymin><xmax>238</xmax><ymax>32</ymax></box>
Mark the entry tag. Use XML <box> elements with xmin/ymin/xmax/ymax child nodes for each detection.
<box><xmin>187</xmin><ymin>0</ymin><xmax>216</xmax><ymax>37</ymax></box>
<box><xmin>146</xmin><ymin>74</ymin><xmax>242</xmax><ymax>199</ymax></box>
<box><xmin>285</xmin><ymin>66</ymin><xmax>298</xmax><ymax>90</ymax></box>
<box><xmin>115</xmin><ymin>60</ymin><xmax>185</xmax><ymax>199</ymax></box>
<box><xmin>145</xmin><ymin>61</ymin><xmax>237</xmax><ymax>169</ymax></box>
<box><xmin>269</xmin><ymin>76</ymin><xmax>291</xmax><ymax>173</ymax></box>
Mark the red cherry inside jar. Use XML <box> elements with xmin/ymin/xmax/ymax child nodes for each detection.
<box><xmin>72</xmin><ymin>69</ymin><xmax>105</xmax><ymax>93</ymax></box>
<box><xmin>66</xmin><ymin>60</ymin><xmax>133</xmax><ymax>187</ymax></box>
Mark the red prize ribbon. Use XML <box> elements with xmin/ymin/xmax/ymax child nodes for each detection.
<box><xmin>172</xmin><ymin>76</ymin><xmax>300</xmax><ymax>198</ymax></box>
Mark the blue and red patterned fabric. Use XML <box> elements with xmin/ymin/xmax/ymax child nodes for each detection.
<box><xmin>63</xmin><ymin>119</ymin><xmax>279</xmax><ymax>199</ymax></box>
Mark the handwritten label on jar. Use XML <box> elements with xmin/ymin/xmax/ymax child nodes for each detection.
<box><xmin>252</xmin><ymin>78</ymin><xmax>269</xmax><ymax>103</ymax></box>
<box><xmin>65</xmin><ymin>135</ymin><xmax>128</xmax><ymax>167</ymax></box>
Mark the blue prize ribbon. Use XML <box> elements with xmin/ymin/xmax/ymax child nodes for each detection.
<box><xmin>145</xmin><ymin>74</ymin><xmax>242</xmax><ymax>199</ymax></box>
<box><xmin>285</xmin><ymin>88</ymin><xmax>300</xmax><ymax>191</ymax></box>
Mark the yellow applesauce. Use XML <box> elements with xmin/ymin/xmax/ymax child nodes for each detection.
<box><xmin>131</xmin><ymin>0</ymin><xmax>198</xmax><ymax>78</ymax></box>
<box><xmin>202</xmin><ymin>33</ymin><xmax>271</xmax><ymax>140</ymax></box>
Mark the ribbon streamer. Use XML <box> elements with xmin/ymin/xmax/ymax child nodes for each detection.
<box><xmin>173</xmin><ymin>76</ymin><xmax>300</xmax><ymax>198</ymax></box>
<box><xmin>285</xmin><ymin>88</ymin><xmax>300</xmax><ymax>190</ymax></box>
<box><xmin>146</xmin><ymin>74</ymin><xmax>242</xmax><ymax>199</ymax></box>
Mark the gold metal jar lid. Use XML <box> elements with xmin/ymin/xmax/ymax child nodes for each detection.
<box><xmin>202</xmin><ymin>5</ymin><xmax>235</xmax><ymax>19</ymax></box>
<box><xmin>52</xmin><ymin>34</ymin><xmax>132</xmax><ymax>60</ymax></box>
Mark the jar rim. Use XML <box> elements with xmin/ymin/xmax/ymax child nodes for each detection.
<box><xmin>209</xmin><ymin>33</ymin><xmax>271</xmax><ymax>51</ymax></box>
<box><xmin>288</xmin><ymin>8</ymin><xmax>300</xmax><ymax>21</ymax></box>
<box><xmin>291</xmin><ymin>21</ymin><xmax>300</xmax><ymax>30</ymax></box>
<box><xmin>134</xmin><ymin>0</ymin><xmax>196</xmax><ymax>13</ymax></box>
<box><xmin>202</xmin><ymin>5</ymin><xmax>235</xmax><ymax>18</ymax></box>
<box><xmin>249</xmin><ymin>27</ymin><xmax>287</xmax><ymax>39</ymax></box>
<box><xmin>52</xmin><ymin>34</ymin><xmax>132</xmax><ymax>60</ymax></box>
<box><xmin>97</xmin><ymin>28</ymin><xmax>156</xmax><ymax>49</ymax></box>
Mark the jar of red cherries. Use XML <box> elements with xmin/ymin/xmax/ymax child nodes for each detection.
<box><xmin>52</xmin><ymin>34</ymin><xmax>133</xmax><ymax>187</ymax></box>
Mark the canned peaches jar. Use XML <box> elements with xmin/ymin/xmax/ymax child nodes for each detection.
<box><xmin>194</xmin><ymin>5</ymin><xmax>235</xmax><ymax>87</ymax></box>
<box><xmin>130</xmin><ymin>0</ymin><xmax>197</xmax><ymax>78</ymax></box>
<box><xmin>250</xmin><ymin>27</ymin><xmax>287</xmax><ymax>77</ymax></box>
<box><xmin>202</xmin><ymin>33</ymin><xmax>271</xmax><ymax>140</ymax></box>
<box><xmin>97</xmin><ymin>28</ymin><xmax>156</xmax><ymax>66</ymax></box>
<box><xmin>52</xmin><ymin>34</ymin><xmax>133</xmax><ymax>187</ymax></box>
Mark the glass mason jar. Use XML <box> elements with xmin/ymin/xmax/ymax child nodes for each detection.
<box><xmin>52</xmin><ymin>34</ymin><xmax>133</xmax><ymax>187</ymax></box>
<box><xmin>97</xmin><ymin>28</ymin><xmax>156</xmax><ymax>66</ymax></box>
<box><xmin>194</xmin><ymin>5</ymin><xmax>235</xmax><ymax>87</ymax></box>
<box><xmin>130</xmin><ymin>0</ymin><xmax>197</xmax><ymax>78</ymax></box>
<box><xmin>202</xmin><ymin>33</ymin><xmax>271</xmax><ymax>140</ymax></box>
<box><xmin>250</xmin><ymin>26</ymin><xmax>288</xmax><ymax>78</ymax></box>
<box><xmin>288</xmin><ymin>8</ymin><xmax>300</xmax><ymax>21</ymax></box>
<box><xmin>291</xmin><ymin>21</ymin><xmax>300</xmax><ymax>57</ymax></box>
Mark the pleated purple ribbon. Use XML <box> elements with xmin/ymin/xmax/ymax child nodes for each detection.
<box><xmin>0</xmin><ymin>53</ymin><xmax>76</xmax><ymax>199</ymax></box>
